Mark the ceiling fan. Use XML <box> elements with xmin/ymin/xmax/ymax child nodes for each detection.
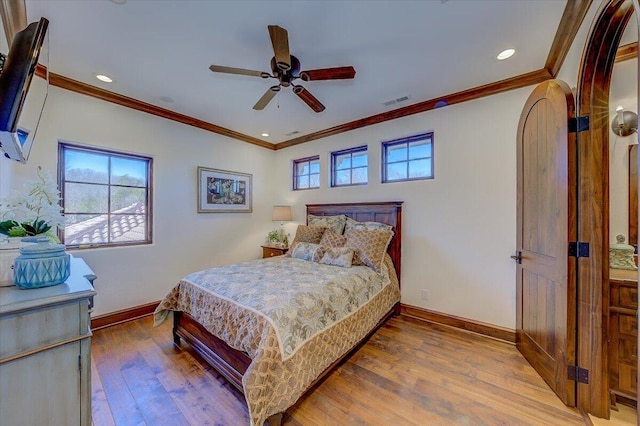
<box><xmin>209</xmin><ymin>25</ymin><xmax>356</xmax><ymax>113</ymax></box>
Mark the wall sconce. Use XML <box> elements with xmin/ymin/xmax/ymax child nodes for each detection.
<box><xmin>611</xmin><ymin>106</ymin><xmax>638</xmax><ymax>137</ymax></box>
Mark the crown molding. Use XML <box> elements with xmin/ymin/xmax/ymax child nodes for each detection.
<box><xmin>615</xmin><ymin>41</ymin><xmax>638</xmax><ymax>63</ymax></box>
<box><xmin>0</xmin><ymin>0</ymin><xmax>27</xmax><ymax>47</ymax></box>
<box><xmin>35</xmin><ymin>66</ymin><xmax>275</xmax><ymax>150</ymax></box>
<box><xmin>28</xmin><ymin>1</ymin><xmax>596</xmax><ymax>150</ymax></box>
<box><xmin>275</xmin><ymin>69</ymin><xmax>553</xmax><ymax>149</ymax></box>
<box><xmin>544</xmin><ymin>0</ymin><xmax>594</xmax><ymax>77</ymax></box>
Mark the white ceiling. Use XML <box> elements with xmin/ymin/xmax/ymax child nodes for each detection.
<box><xmin>23</xmin><ymin>0</ymin><xmax>567</xmax><ymax>144</ymax></box>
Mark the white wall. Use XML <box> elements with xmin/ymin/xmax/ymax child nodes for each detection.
<box><xmin>2</xmin><ymin>86</ymin><xmax>276</xmax><ymax>316</ymax></box>
<box><xmin>269</xmin><ymin>0</ymin><xmax>610</xmax><ymax>330</ymax></box>
<box><xmin>273</xmin><ymin>88</ymin><xmax>535</xmax><ymax>329</ymax></box>
<box><xmin>0</xmin><ymin>0</ymin><xmax>608</xmax><ymax>326</ymax></box>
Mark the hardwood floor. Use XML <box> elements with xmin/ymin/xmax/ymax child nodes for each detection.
<box><xmin>92</xmin><ymin>315</ymin><xmax>625</xmax><ymax>425</ymax></box>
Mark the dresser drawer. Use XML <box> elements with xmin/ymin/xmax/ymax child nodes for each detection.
<box><xmin>619</xmin><ymin>362</ymin><xmax>638</xmax><ymax>396</ymax></box>
<box><xmin>0</xmin><ymin>300</ymin><xmax>85</xmax><ymax>360</ymax></box>
<box><xmin>620</xmin><ymin>314</ymin><xmax>638</xmax><ymax>336</ymax></box>
<box><xmin>619</xmin><ymin>337</ymin><xmax>638</xmax><ymax>363</ymax></box>
<box><xmin>619</xmin><ymin>286</ymin><xmax>638</xmax><ymax>310</ymax></box>
<box><xmin>262</xmin><ymin>246</ymin><xmax>287</xmax><ymax>258</ymax></box>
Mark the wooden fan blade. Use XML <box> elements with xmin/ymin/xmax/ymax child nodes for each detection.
<box><xmin>209</xmin><ymin>65</ymin><xmax>268</xmax><ymax>78</ymax></box>
<box><xmin>253</xmin><ymin>86</ymin><xmax>280</xmax><ymax>110</ymax></box>
<box><xmin>300</xmin><ymin>66</ymin><xmax>356</xmax><ymax>81</ymax></box>
<box><xmin>293</xmin><ymin>85</ymin><xmax>325</xmax><ymax>113</ymax></box>
<box><xmin>268</xmin><ymin>25</ymin><xmax>291</xmax><ymax>71</ymax></box>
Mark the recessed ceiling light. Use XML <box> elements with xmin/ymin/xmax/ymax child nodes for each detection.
<box><xmin>261</xmin><ymin>133</ymin><xmax>269</xmax><ymax>137</ymax></box>
<box><xmin>497</xmin><ymin>49</ymin><xmax>515</xmax><ymax>60</ymax></box>
<box><xmin>96</xmin><ymin>74</ymin><xmax>113</xmax><ymax>83</ymax></box>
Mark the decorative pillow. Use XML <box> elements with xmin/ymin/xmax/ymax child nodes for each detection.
<box><xmin>307</xmin><ymin>214</ymin><xmax>347</xmax><ymax>235</ymax></box>
<box><xmin>288</xmin><ymin>225</ymin><xmax>326</xmax><ymax>253</ymax></box>
<box><xmin>344</xmin><ymin>228</ymin><xmax>394</xmax><ymax>273</ymax></box>
<box><xmin>290</xmin><ymin>242</ymin><xmax>324</xmax><ymax>262</ymax></box>
<box><xmin>345</xmin><ymin>217</ymin><xmax>393</xmax><ymax>233</ymax></box>
<box><xmin>319</xmin><ymin>229</ymin><xmax>347</xmax><ymax>248</ymax></box>
<box><xmin>319</xmin><ymin>247</ymin><xmax>354</xmax><ymax>268</ymax></box>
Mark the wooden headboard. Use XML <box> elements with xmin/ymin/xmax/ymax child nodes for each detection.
<box><xmin>306</xmin><ymin>201</ymin><xmax>403</xmax><ymax>286</ymax></box>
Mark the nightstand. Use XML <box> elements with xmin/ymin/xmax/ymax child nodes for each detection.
<box><xmin>261</xmin><ymin>245</ymin><xmax>288</xmax><ymax>258</ymax></box>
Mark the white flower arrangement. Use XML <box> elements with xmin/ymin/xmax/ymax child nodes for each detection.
<box><xmin>0</xmin><ymin>166</ymin><xmax>64</xmax><ymax>241</ymax></box>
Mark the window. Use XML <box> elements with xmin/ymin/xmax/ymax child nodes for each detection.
<box><xmin>293</xmin><ymin>156</ymin><xmax>320</xmax><ymax>190</ymax></box>
<box><xmin>331</xmin><ymin>145</ymin><xmax>368</xmax><ymax>187</ymax></box>
<box><xmin>382</xmin><ymin>132</ymin><xmax>434</xmax><ymax>183</ymax></box>
<box><xmin>58</xmin><ymin>143</ymin><xmax>152</xmax><ymax>248</ymax></box>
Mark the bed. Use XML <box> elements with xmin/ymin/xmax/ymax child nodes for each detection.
<box><xmin>154</xmin><ymin>201</ymin><xmax>403</xmax><ymax>425</ymax></box>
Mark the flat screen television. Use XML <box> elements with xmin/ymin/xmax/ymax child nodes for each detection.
<box><xmin>0</xmin><ymin>17</ymin><xmax>49</xmax><ymax>163</ymax></box>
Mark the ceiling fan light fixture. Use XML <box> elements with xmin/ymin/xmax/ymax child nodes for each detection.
<box><xmin>497</xmin><ymin>48</ymin><xmax>515</xmax><ymax>60</ymax></box>
<box><xmin>96</xmin><ymin>74</ymin><xmax>113</xmax><ymax>83</ymax></box>
<box><xmin>276</xmin><ymin>62</ymin><xmax>291</xmax><ymax>71</ymax></box>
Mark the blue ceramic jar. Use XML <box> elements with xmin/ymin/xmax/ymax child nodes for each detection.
<box><xmin>13</xmin><ymin>241</ymin><xmax>70</xmax><ymax>289</ymax></box>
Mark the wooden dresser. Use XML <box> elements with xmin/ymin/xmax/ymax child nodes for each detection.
<box><xmin>0</xmin><ymin>257</ymin><xmax>96</xmax><ymax>425</ymax></box>
<box><xmin>609</xmin><ymin>268</ymin><xmax>638</xmax><ymax>408</ymax></box>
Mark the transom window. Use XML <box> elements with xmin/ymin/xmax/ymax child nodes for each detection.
<box><xmin>382</xmin><ymin>132</ymin><xmax>434</xmax><ymax>183</ymax></box>
<box><xmin>58</xmin><ymin>143</ymin><xmax>152</xmax><ymax>248</ymax></box>
<box><xmin>331</xmin><ymin>145</ymin><xmax>368</xmax><ymax>187</ymax></box>
<box><xmin>293</xmin><ymin>156</ymin><xmax>320</xmax><ymax>190</ymax></box>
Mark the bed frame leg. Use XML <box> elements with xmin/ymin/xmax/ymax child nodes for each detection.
<box><xmin>265</xmin><ymin>413</ymin><xmax>283</xmax><ymax>426</ymax></box>
<box><xmin>172</xmin><ymin>311</ymin><xmax>181</xmax><ymax>346</ymax></box>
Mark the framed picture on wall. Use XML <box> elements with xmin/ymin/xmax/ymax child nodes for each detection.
<box><xmin>197</xmin><ymin>166</ymin><xmax>252</xmax><ymax>213</ymax></box>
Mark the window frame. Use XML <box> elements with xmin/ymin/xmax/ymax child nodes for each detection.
<box><xmin>292</xmin><ymin>155</ymin><xmax>320</xmax><ymax>191</ymax></box>
<box><xmin>381</xmin><ymin>132</ymin><xmax>434</xmax><ymax>183</ymax></box>
<box><xmin>330</xmin><ymin>145</ymin><xmax>368</xmax><ymax>187</ymax></box>
<box><xmin>58</xmin><ymin>142</ymin><xmax>153</xmax><ymax>249</ymax></box>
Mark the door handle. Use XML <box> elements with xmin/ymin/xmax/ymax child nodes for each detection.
<box><xmin>510</xmin><ymin>251</ymin><xmax>522</xmax><ymax>264</ymax></box>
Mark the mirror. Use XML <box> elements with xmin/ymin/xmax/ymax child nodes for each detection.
<box><xmin>631</xmin><ymin>144</ymin><xmax>637</xmax><ymax>248</ymax></box>
<box><xmin>609</xmin><ymin>23</ymin><xmax>638</xmax><ymax>251</ymax></box>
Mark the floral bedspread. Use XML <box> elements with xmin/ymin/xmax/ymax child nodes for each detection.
<box><xmin>154</xmin><ymin>255</ymin><xmax>400</xmax><ymax>425</ymax></box>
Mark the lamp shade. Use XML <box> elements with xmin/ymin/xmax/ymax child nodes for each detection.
<box><xmin>272</xmin><ymin>205</ymin><xmax>292</xmax><ymax>222</ymax></box>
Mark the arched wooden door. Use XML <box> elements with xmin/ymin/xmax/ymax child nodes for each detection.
<box><xmin>515</xmin><ymin>79</ymin><xmax>577</xmax><ymax>406</ymax></box>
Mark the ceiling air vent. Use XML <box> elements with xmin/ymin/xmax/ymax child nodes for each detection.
<box><xmin>286</xmin><ymin>130</ymin><xmax>300</xmax><ymax>136</ymax></box>
<box><xmin>383</xmin><ymin>96</ymin><xmax>410</xmax><ymax>107</ymax></box>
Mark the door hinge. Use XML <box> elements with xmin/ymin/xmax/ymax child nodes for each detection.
<box><xmin>568</xmin><ymin>242</ymin><xmax>589</xmax><ymax>258</ymax></box>
<box><xmin>568</xmin><ymin>116</ymin><xmax>589</xmax><ymax>133</ymax></box>
<box><xmin>568</xmin><ymin>365</ymin><xmax>589</xmax><ymax>384</ymax></box>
